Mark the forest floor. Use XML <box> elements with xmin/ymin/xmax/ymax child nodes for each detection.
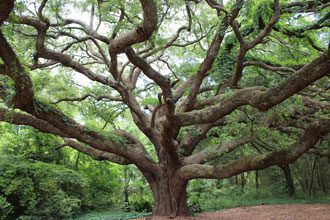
<box><xmin>135</xmin><ymin>204</ymin><xmax>330</xmax><ymax>220</ymax></box>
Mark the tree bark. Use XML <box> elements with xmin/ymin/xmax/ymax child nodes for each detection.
<box><xmin>145</xmin><ymin>172</ymin><xmax>190</xmax><ymax>217</ymax></box>
<box><xmin>153</xmin><ymin>181</ymin><xmax>190</xmax><ymax>216</ymax></box>
<box><xmin>0</xmin><ymin>0</ymin><xmax>14</xmax><ymax>25</ymax></box>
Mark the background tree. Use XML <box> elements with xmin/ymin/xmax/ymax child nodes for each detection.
<box><xmin>0</xmin><ymin>0</ymin><xmax>329</xmax><ymax>217</ymax></box>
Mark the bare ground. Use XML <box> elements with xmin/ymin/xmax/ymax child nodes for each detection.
<box><xmin>135</xmin><ymin>204</ymin><xmax>330</xmax><ymax>220</ymax></box>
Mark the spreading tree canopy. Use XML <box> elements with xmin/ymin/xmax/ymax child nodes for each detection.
<box><xmin>0</xmin><ymin>0</ymin><xmax>329</xmax><ymax>216</ymax></box>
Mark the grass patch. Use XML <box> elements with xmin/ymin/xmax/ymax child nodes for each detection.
<box><xmin>200</xmin><ymin>195</ymin><xmax>330</xmax><ymax>212</ymax></box>
<box><xmin>68</xmin><ymin>211</ymin><xmax>150</xmax><ymax>220</ymax></box>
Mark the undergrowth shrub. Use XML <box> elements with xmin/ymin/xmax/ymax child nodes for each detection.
<box><xmin>0</xmin><ymin>156</ymin><xmax>89</xmax><ymax>219</ymax></box>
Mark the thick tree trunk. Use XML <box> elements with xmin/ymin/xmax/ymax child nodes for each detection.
<box><xmin>152</xmin><ymin>178</ymin><xmax>190</xmax><ymax>216</ymax></box>
<box><xmin>144</xmin><ymin>171</ymin><xmax>190</xmax><ymax>217</ymax></box>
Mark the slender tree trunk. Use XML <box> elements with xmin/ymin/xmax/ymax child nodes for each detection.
<box><xmin>255</xmin><ymin>170</ymin><xmax>259</xmax><ymax>189</ymax></box>
<box><xmin>318</xmin><ymin>160</ymin><xmax>327</xmax><ymax>195</ymax></box>
<box><xmin>280</xmin><ymin>165</ymin><xmax>295</xmax><ymax>196</ymax></box>
<box><xmin>241</xmin><ymin>172</ymin><xmax>245</xmax><ymax>192</ymax></box>
<box><xmin>315</xmin><ymin>158</ymin><xmax>325</xmax><ymax>194</ymax></box>
<box><xmin>309</xmin><ymin>155</ymin><xmax>318</xmax><ymax>197</ymax></box>
<box><xmin>74</xmin><ymin>152</ymin><xmax>80</xmax><ymax>170</ymax></box>
<box><xmin>123</xmin><ymin>189</ymin><xmax>130</xmax><ymax>211</ymax></box>
<box><xmin>123</xmin><ymin>168</ymin><xmax>131</xmax><ymax>212</ymax></box>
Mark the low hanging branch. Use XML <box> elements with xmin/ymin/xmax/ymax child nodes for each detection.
<box><xmin>177</xmin><ymin>119</ymin><xmax>330</xmax><ymax>180</ymax></box>
<box><xmin>63</xmin><ymin>138</ymin><xmax>131</xmax><ymax>164</ymax></box>
<box><xmin>53</xmin><ymin>94</ymin><xmax>122</xmax><ymax>104</ymax></box>
<box><xmin>0</xmin><ymin>108</ymin><xmax>131</xmax><ymax>164</ymax></box>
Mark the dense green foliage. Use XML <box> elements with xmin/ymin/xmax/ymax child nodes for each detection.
<box><xmin>0</xmin><ymin>156</ymin><xmax>87</xmax><ymax>219</ymax></box>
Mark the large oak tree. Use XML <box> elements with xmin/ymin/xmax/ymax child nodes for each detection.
<box><xmin>0</xmin><ymin>0</ymin><xmax>329</xmax><ymax>216</ymax></box>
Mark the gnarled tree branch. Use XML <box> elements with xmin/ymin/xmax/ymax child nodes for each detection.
<box><xmin>176</xmin><ymin>50</ymin><xmax>330</xmax><ymax>126</ymax></box>
<box><xmin>177</xmin><ymin>119</ymin><xmax>330</xmax><ymax>180</ymax></box>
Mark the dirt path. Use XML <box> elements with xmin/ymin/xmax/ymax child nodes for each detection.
<box><xmin>135</xmin><ymin>204</ymin><xmax>330</xmax><ymax>220</ymax></box>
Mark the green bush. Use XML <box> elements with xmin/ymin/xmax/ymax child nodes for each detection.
<box><xmin>0</xmin><ymin>156</ymin><xmax>89</xmax><ymax>219</ymax></box>
<box><xmin>128</xmin><ymin>192</ymin><xmax>153</xmax><ymax>212</ymax></box>
<box><xmin>0</xmin><ymin>195</ymin><xmax>12</xmax><ymax>219</ymax></box>
<box><xmin>77</xmin><ymin>158</ymin><xmax>121</xmax><ymax>210</ymax></box>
